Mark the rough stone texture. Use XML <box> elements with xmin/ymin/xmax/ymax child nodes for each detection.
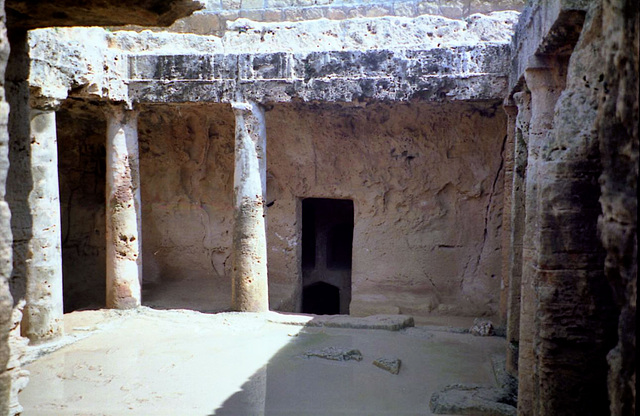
<box><xmin>303</xmin><ymin>346</ymin><xmax>363</xmax><ymax>361</ymax></box>
<box><xmin>21</xmin><ymin>108</ymin><xmax>65</xmax><ymax>342</ymax></box>
<box><xmin>6</xmin><ymin>301</ymin><xmax>28</xmax><ymax>416</ymax></box>
<box><xmin>518</xmin><ymin>58</ymin><xmax>567</xmax><ymax>416</ymax></box>
<box><xmin>137</xmin><ymin>104</ymin><xmax>235</xmax><ymax>293</ymax></box>
<box><xmin>231</xmin><ymin>101</ymin><xmax>269</xmax><ymax>312</ymax></box>
<box><xmin>430</xmin><ymin>384</ymin><xmax>517</xmax><ymax>416</ymax></box>
<box><xmin>5</xmin><ymin>0</ymin><xmax>204</xmax><ymax>29</ymax></box>
<box><xmin>372</xmin><ymin>357</ymin><xmax>401</xmax><ymax>374</ymax></box>
<box><xmin>505</xmin><ymin>0</ymin><xmax>638</xmax><ymax>415</ymax></box>
<box><xmin>158</xmin><ymin>0</ymin><xmax>524</xmax><ymax>37</ymax></box>
<box><xmin>267</xmin><ymin>101</ymin><xmax>506</xmax><ymax>317</ymax></box>
<box><xmin>105</xmin><ymin>107</ymin><xmax>142</xmax><ymax>309</ymax></box>
<box><xmin>508</xmin><ymin>0</ymin><xmax>588</xmax><ymax>93</ymax></box>
<box><xmin>498</xmin><ymin>102</ymin><xmax>516</xmax><ymax>326</ymax></box>
<box><xmin>470</xmin><ymin>318</ymin><xmax>494</xmax><ymax>336</ymax></box>
<box><xmin>0</xmin><ymin>0</ymin><xmax>14</xmax><ymax>413</ymax></box>
<box><xmin>596</xmin><ymin>0</ymin><xmax>638</xmax><ymax>414</ymax></box>
<box><xmin>122</xmin><ymin>100</ymin><xmax>507</xmax><ymax>319</ymax></box>
<box><xmin>531</xmin><ymin>4</ymin><xmax>617</xmax><ymax>414</ymax></box>
<box><xmin>6</xmin><ymin>30</ymin><xmax>65</xmax><ymax>344</ymax></box>
<box><xmin>27</xmin><ymin>12</ymin><xmax>518</xmax><ymax>106</ymax></box>
<box><xmin>505</xmin><ymin>90</ymin><xmax>529</xmax><ymax>378</ymax></box>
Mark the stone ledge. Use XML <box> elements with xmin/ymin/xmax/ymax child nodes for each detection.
<box><xmin>267</xmin><ymin>312</ymin><xmax>415</xmax><ymax>330</ymax></box>
<box><xmin>128</xmin><ymin>74</ymin><xmax>508</xmax><ymax>103</ymax></box>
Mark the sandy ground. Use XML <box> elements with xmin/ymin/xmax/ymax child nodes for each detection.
<box><xmin>18</xmin><ymin>307</ymin><xmax>505</xmax><ymax>416</ymax></box>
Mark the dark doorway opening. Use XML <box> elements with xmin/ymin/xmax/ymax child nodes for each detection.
<box><xmin>301</xmin><ymin>198</ymin><xmax>354</xmax><ymax>315</ymax></box>
<box><xmin>302</xmin><ymin>282</ymin><xmax>340</xmax><ymax>315</ymax></box>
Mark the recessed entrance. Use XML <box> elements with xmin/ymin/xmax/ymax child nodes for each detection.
<box><xmin>301</xmin><ymin>198</ymin><xmax>354</xmax><ymax>315</ymax></box>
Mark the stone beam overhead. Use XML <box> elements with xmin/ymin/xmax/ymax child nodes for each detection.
<box><xmin>27</xmin><ymin>12</ymin><xmax>519</xmax><ymax>105</ymax></box>
<box><xmin>508</xmin><ymin>0</ymin><xmax>587</xmax><ymax>94</ymax></box>
<box><xmin>5</xmin><ymin>0</ymin><xmax>204</xmax><ymax>30</ymax></box>
<box><xmin>127</xmin><ymin>45</ymin><xmax>511</xmax><ymax>104</ymax></box>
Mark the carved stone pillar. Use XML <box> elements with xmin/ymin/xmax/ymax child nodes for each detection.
<box><xmin>518</xmin><ymin>58</ymin><xmax>566</xmax><ymax>416</ymax></box>
<box><xmin>231</xmin><ymin>101</ymin><xmax>269</xmax><ymax>312</ymax></box>
<box><xmin>19</xmin><ymin>105</ymin><xmax>64</xmax><ymax>343</ymax></box>
<box><xmin>500</xmin><ymin>99</ymin><xmax>517</xmax><ymax>326</ymax></box>
<box><xmin>105</xmin><ymin>106</ymin><xmax>142</xmax><ymax>309</ymax></box>
<box><xmin>505</xmin><ymin>91</ymin><xmax>530</xmax><ymax>378</ymax></box>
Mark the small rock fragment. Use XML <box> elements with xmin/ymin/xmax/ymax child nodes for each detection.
<box><xmin>303</xmin><ymin>347</ymin><xmax>363</xmax><ymax>362</ymax></box>
<box><xmin>373</xmin><ymin>357</ymin><xmax>401</xmax><ymax>374</ymax></box>
<box><xmin>470</xmin><ymin>318</ymin><xmax>494</xmax><ymax>336</ymax></box>
<box><xmin>430</xmin><ymin>384</ymin><xmax>516</xmax><ymax>416</ymax></box>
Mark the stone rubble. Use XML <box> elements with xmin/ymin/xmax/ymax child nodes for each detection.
<box><xmin>372</xmin><ymin>357</ymin><xmax>401</xmax><ymax>375</ymax></box>
<box><xmin>429</xmin><ymin>383</ymin><xmax>517</xmax><ymax>416</ymax></box>
<box><xmin>470</xmin><ymin>318</ymin><xmax>495</xmax><ymax>336</ymax></box>
<box><xmin>303</xmin><ymin>347</ymin><xmax>363</xmax><ymax>362</ymax></box>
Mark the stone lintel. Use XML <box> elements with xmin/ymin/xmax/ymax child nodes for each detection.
<box><xmin>127</xmin><ymin>45</ymin><xmax>510</xmax><ymax>104</ymax></box>
<box><xmin>129</xmin><ymin>75</ymin><xmax>508</xmax><ymax>104</ymax></box>
<box><xmin>508</xmin><ymin>0</ymin><xmax>587</xmax><ymax>95</ymax></box>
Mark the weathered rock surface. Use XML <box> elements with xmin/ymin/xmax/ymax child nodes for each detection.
<box><xmin>373</xmin><ymin>357</ymin><xmax>401</xmax><ymax>374</ymax></box>
<box><xmin>7</xmin><ymin>301</ymin><xmax>29</xmax><ymax>416</ymax></box>
<box><xmin>269</xmin><ymin>313</ymin><xmax>414</xmax><ymax>331</ymax></box>
<box><xmin>5</xmin><ymin>0</ymin><xmax>204</xmax><ymax>29</ymax></box>
<box><xmin>430</xmin><ymin>384</ymin><xmax>517</xmax><ymax>416</ymax></box>
<box><xmin>596</xmin><ymin>0</ymin><xmax>638</xmax><ymax>413</ymax></box>
<box><xmin>28</xmin><ymin>12</ymin><xmax>518</xmax><ymax>105</ymax></box>
<box><xmin>470</xmin><ymin>318</ymin><xmax>494</xmax><ymax>336</ymax></box>
<box><xmin>303</xmin><ymin>346</ymin><xmax>363</xmax><ymax>362</ymax></box>
<box><xmin>162</xmin><ymin>0</ymin><xmax>525</xmax><ymax>36</ymax></box>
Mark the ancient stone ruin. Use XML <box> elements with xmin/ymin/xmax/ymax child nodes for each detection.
<box><xmin>0</xmin><ymin>0</ymin><xmax>636</xmax><ymax>414</ymax></box>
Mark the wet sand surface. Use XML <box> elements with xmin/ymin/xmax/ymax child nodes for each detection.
<box><xmin>19</xmin><ymin>308</ymin><xmax>504</xmax><ymax>415</ymax></box>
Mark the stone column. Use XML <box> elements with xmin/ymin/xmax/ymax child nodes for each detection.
<box><xmin>505</xmin><ymin>92</ymin><xmax>530</xmax><ymax>378</ymax></box>
<box><xmin>105</xmin><ymin>106</ymin><xmax>142</xmax><ymax>309</ymax></box>
<box><xmin>231</xmin><ymin>101</ymin><xmax>269</xmax><ymax>312</ymax></box>
<box><xmin>518</xmin><ymin>58</ymin><xmax>565</xmax><ymax>416</ymax></box>
<box><xmin>499</xmin><ymin>99</ymin><xmax>516</xmax><ymax>326</ymax></box>
<box><xmin>533</xmin><ymin>22</ymin><xmax>618</xmax><ymax>413</ymax></box>
<box><xmin>20</xmin><ymin>106</ymin><xmax>65</xmax><ymax>343</ymax></box>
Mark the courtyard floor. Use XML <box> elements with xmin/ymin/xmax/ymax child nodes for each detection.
<box><xmin>18</xmin><ymin>307</ymin><xmax>506</xmax><ymax>415</ymax></box>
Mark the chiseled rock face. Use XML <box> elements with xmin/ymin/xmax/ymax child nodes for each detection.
<box><xmin>28</xmin><ymin>12</ymin><xmax>518</xmax><ymax>105</ymax></box>
<box><xmin>127</xmin><ymin>100</ymin><xmax>505</xmax><ymax>317</ymax></box>
<box><xmin>596</xmin><ymin>0</ymin><xmax>638</xmax><ymax>413</ymax></box>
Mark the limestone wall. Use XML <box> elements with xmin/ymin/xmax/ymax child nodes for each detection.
<box><xmin>133</xmin><ymin>100</ymin><xmax>506</xmax><ymax>317</ymax></box>
<box><xmin>159</xmin><ymin>0</ymin><xmax>525</xmax><ymax>36</ymax></box>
